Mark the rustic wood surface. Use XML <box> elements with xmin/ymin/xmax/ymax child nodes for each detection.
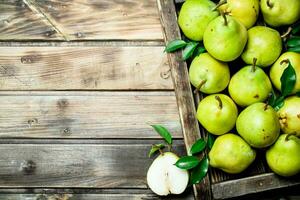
<box><xmin>0</xmin><ymin>0</ymin><xmax>163</xmax><ymax>40</ymax></box>
<box><xmin>0</xmin><ymin>142</ymin><xmax>186</xmax><ymax>188</ymax></box>
<box><xmin>0</xmin><ymin>46</ymin><xmax>172</xmax><ymax>90</ymax></box>
<box><xmin>0</xmin><ymin>91</ymin><xmax>181</xmax><ymax>138</ymax></box>
<box><xmin>157</xmin><ymin>0</ymin><xmax>211</xmax><ymax>199</ymax></box>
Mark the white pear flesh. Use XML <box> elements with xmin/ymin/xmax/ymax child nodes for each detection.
<box><xmin>147</xmin><ymin>152</ymin><xmax>189</xmax><ymax>196</ymax></box>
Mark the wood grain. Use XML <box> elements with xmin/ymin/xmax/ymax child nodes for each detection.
<box><xmin>0</xmin><ymin>0</ymin><xmax>163</xmax><ymax>40</ymax></box>
<box><xmin>0</xmin><ymin>46</ymin><xmax>172</xmax><ymax>90</ymax></box>
<box><xmin>0</xmin><ymin>91</ymin><xmax>182</xmax><ymax>138</ymax></box>
<box><xmin>212</xmin><ymin>173</ymin><xmax>300</xmax><ymax>200</ymax></box>
<box><xmin>0</xmin><ymin>142</ymin><xmax>186</xmax><ymax>188</ymax></box>
<box><xmin>157</xmin><ymin>0</ymin><xmax>211</xmax><ymax>199</ymax></box>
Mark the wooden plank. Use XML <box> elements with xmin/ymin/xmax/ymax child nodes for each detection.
<box><xmin>0</xmin><ymin>0</ymin><xmax>63</xmax><ymax>40</ymax></box>
<box><xmin>0</xmin><ymin>0</ymin><xmax>163</xmax><ymax>40</ymax></box>
<box><xmin>0</xmin><ymin>142</ymin><xmax>187</xmax><ymax>188</ymax></box>
<box><xmin>212</xmin><ymin>173</ymin><xmax>300</xmax><ymax>200</ymax></box>
<box><xmin>156</xmin><ymin>0</ymin><xmax>211</xmax><ymax>199</ymax></box>
<box><xmin>0</xmin><ymin>91</ymin><xmax>182</xmax><ymax>138</ymax></box>
<box><xmin>0</xmin><ymin>46</ymin><xmax>172</xmax><ymax>90</ymax></box>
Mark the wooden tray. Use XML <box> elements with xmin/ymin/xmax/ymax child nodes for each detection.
<box><xmin>156</xmin><ymin>0</ymin><xmax>300</xmax><ymax>199</ymax></box>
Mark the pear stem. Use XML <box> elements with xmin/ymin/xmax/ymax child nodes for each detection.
<box><xmin>212</xmin><ymin>0</ymin><xmax>227</xmax><ymax>11</ymax></box>
<box><xmin>158</xmin><ymin>148</ymin><xmax>164</xmax><ymax>155</ymax></box>
<box><xmin>266</xmin><ymin>0</ymin><xmax>274</xmax><ymax>8</ymax></box>
<box><xmin>215</xmin><ymin>95</ymin><xmax>223</xmax><ymax>109</ymax></box>
<box><xmin>194</xmin><ymin>79</ymin><xmax>207</xmax><ymax>94</ymax></box>
<box><xmin>251</xmin><ymin>58</ymin><xmax>257</xmax><ymax>72</ymax></box>
<box><xmin>281</xmin><ymin>27</ymin><xmax>292</xmax><ymax>39</ymax></box>
<box><xmin>280</xmin><ymin>59</ymin><xmax>289</xmax><ymax>65</ymax></box>
<box><xmin>221</xmin><ymin>12</ymin><xmax>228</xmax><ymax>26</ymax></box>
<box><xmin>285</xmin><ymin>133</ymin><xmax>295</xmax><ymax>141</ymax></box>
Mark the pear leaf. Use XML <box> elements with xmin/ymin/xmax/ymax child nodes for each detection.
<box><xmin>182</xmin><ymin>42</ymin><xmax>198</xmax><ymax>61</ymax></box>
<box><xmin>281</xmin><ymin>61</ymin><xmax>296</xmax><ymax>97</ymax></box>
<box><xmin>287</xmin><ymin>36</ymin><xmax>300</xmax><ymax>48</ymax></box>
<box><xmin>297</xmin><ymin>92</ymin><xmax>300</xmax><ymax>97</ymax></box>
<box><xmin>207</xmin><ymin>134</ymin><xmax>215</xmax><ymax>149</ymax></box>
<box><xmin>288</xmin><ymin>46</ymin><xmax>300</xmax><ymax>53</ymax></box>
<box><xmin>273</xmin><ymin>96</ymin><xmax>285</xmax><ymax>111</ymax></box>
<box><xmin>150</xmin><ymin>125</ymin><xmax>172</xmax><ymax>144</ymax></box>
<box><xmin>292</xmin><ymin>21</ymin><xmax>300</xmax><ymax>35</ymax></box>
<box><xmin>148</xmin><ymin>144</ymin><xmax>165</xmax><ymax>157</ymax></box>
<box><xmin>175</xmin><ymin>156</ymin><xmax>200</xmax><ymax>170</ymax></box>
<box><xmin>190</xmin><ymin>156</ymin><xmax>209</xmax><ymax>184</ymax></box>
<box><xmin>190</xmin><ymin>139</ymin><xmax>206</xmax><ymax>155</ymax></box>
<box><xmin>165</xmin><ymin>40</ymin><xmax>187</xmax><ymax>53</ymax></box>
<box><xmin>193</xmin><ymin>45</ymin><xmax>206</xmax><ymax>57</ymax></box>
<box><xmin>268</xmin><ymin>90</ymin><xmax>277</xmax><ymax>107</ymax></box>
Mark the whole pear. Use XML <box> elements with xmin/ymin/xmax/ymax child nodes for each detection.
<box><xmin>209</xmin><ymin>133</ymin><xmax>256</xmax><ymax>174</ymax></box>
<box><xmin>266</xmin><ymin>134</ymin><xmax>300</xmax><ymax>177</ymax></box>
<box><xmin>236</xmin><ymin>103</ymin><xmax>280</xmax><ymax>148</ymax></box>
<box><xmin>218</xmin><ymin>0</ymin><xmax>259</xmax><ymax>29</ymax></box>
<box><xmin>260</xmin><ymin>0</ymin><xmax>300</xmax><ymax>27</ymax></box>
<box><xmin>270</xmin><ymin>52</ymin><xmax>300</xmax><ymax>94</ymax></box>
<box><xmin>189</xmin><ymin>53</ymin><xmax>230</xmax><ymax>94</ymax></box>
<box><xmin>203</xmin><ymin>14</ymin><xmax>247</xmax><ymax>62</ymax></box>
<box><xmin>278</xmin><ymin>96</ymin><xmax>300</xmax><ymax>137</ymax></box>
<box><xmin>178</xmin><ymin>0</ymin><xmax>219</xmax><ymax>41</ymax></box>
<box><xmin>228</xmin><ymin>58</ymin><xmax>272</xmax><ymax>107</ymax></box>
<box><xmin>241</xmin><ymin>26</ymin><xmax>282</xmax><ymax>67</ymax></box>
<box><xmin>197</xmin><ymin>94</ymin><xmax>238</xmax><ymax>135</ymax></box>
<box><xmin>147</xmin><ymin>152</ymin><xmax>189</xmax><ymax>196</ymax></box>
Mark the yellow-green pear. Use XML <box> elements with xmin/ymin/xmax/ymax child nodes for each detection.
<box><xmin>236</xmin><ymin>103</ymin><xmax>280</xmax><ymax>148</ymax></box>
<box><xmin>218</xmin><ymin>0</ymin><xmax>259</xmax><ymax>29</ymax></box>
<box><xmin>203</xmin><ymin>15</ymin><xmax>247</xmax><ymax>62</ymax></box>
<box><xmin>189</xmin><ymin>53</ymin><xmax>230</xmax><ymax>94</ymax></box>
<box><xmin>209</xmin><ymin>133</ymin><xmax>256</xmax><ymax>174</ymax></box>
<box><xmin>278</xmin><ymin>96</ymin><xmax>300</xmax><ymax>137</ymax></box>
<box><xmin>260</xmin><ymin>0</ymin><xmax>300</xmax><ymax>27</ymax></box>
<box><xmin>197</xmin><ymin>94</ymin><xmax>238</xmax><ymax>135</ymax></box>
<box><xmin>178</xmin><ymin>0</ymin><xmax>219</xmax><ymax>41</ymax></box>
<box><xmin>228</xmin><ymin>59</ymin><xmax>272</xmax><ymax>107</ymax></box>
<box><xmin>241</xmin><ymin>26</ymin><xmax>282</xmax><ymax>67</ymax></box>
<box><xmin>147</xmin><ymin>152</ymin><xmax>189</xmax><ymax>196</ymax></box>
<box><xmin>270</xmin><ymin>52</ymin><xmax>300</xmax><ymax>94</ymax></box>
<box><xmin>266</xmin><ymin>134</ymin><xmax>300</xmax><ymax>177</ymax></box>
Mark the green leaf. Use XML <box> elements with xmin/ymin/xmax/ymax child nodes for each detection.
<box><xmin>288</xmin><ymin>46</ymin><xmax>300</xmax><ymax>53</ymax></box>
<box><xmin>193</xmin><ymin>45</ymin><xmax>206</xmax><ymax>57</ymax></box>
<box><xmin>292</xmin><ymin>21</ymin><xmax>300</xmax><ymax>35</ymax></box>
<box><xmin>281</xmin><ymin>61</ymin><xmax>297</xmax><ymax>97</ymax></box>
<box><xmin>190</xmin><ymin>156</ymin><xmax>209</xmax><ymax>184</ymax></box>
<box><xmin>190</xmin><ymin>139</ymin><xmax>206</xmax><ymax>155</ymax></box>
<box><xmin>175</xmin><ymin>156</ymin><xmax>200</xmax><ymax>170</ymax></box>
<box><xmin>268</xmin><ymin>90</ymin><xmax>277</xmax><ymax>107</ymax></box>
<box><xmin>273</xmin><ymin>96</ymin><xmax>285</xmax><ymax>111</ymax></box>
<box><xmin>207</xmin><ymin>134</ymin><xmax>215</xmax><ymax>149</ymax></box>
<box><xmin>148</xmin><ymin>144</ymin><xmax>165</xmax><ymax>157</ymax></box>
<box><xmin>164</xmin><ymin>40</ymin><xmax>187</xmax><ymax>53</ymax></box>
<box><xmin>297</xmin><ymin>92</ymin><xmax>300</xmax><ymax>97</ymax></box>
<box><xmin>150</xmin><ymin>125</ymin><xmax>172</xmax><ymax>144</ymax></box>
<box><xmin>182</xmin><ymin>42</ymin><xmax>198</xmax><ymax>61</ymax></box>
<box><xmin>287</xmin><ymin>37</ymin><xmax>300</xmax><ymax>48</ymax></box>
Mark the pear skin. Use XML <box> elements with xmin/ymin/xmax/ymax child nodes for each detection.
<box><xmin>178</xmin><ymin>0</ymin><xmax>219</xmax><ymax>41</ymax></box>
<box><xmin>270</xmin><ymin>52</ymin><xmax>300</xmax><ymax>94</ymax></box>
<box><xmin>266</xmin><ymin>134</ymin><xmax>300</xmax><ymax>177</ymax></box>
<box><xmin>209</xmin><ymin>133</ymin><xmax>256</xmax><ymax>174</ymax></box>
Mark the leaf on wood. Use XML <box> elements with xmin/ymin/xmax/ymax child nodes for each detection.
<box><xmin>150</xmin><ymin>125</ymin><xmax>172</xmax><ymax>144</ymax></box>
<box><xmin>164</xmin><ymin>40</ymin><xmax>187</xmax><ymax>53</ymax></box>
<box><xmin>175</xmin><ymin>156</ymin><xmax>200</xmax><ymax>170</ymax></box>
<box><xmin>190</xmin><ymin>138</ymin><xmax>206</xmax><ymax>155</ymax></box>
<box><xmin>207</xmin><ymin>134</ymin><xmax>215</xmax><ymax>149</ymax></box>
<box><xmin>190</xmin><ymin>156</ymin><xmax>209</xmax><ymax>184</ymax></box>
<box><xmin>182</xmin><ymin>42</ymin><xmax>198</xmax><ymax>61</ymax></box>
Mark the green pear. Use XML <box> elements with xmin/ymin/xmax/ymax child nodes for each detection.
<box><xmin>241</xmin><ymin>26</ymin><xmax>282</xmax><ymax>67</ymax></box>
<box><xmin>189</xmin><ymin>53</ymin><xmax>230</xmax><ymax>94</ymax></box>
<box><xmin>266</xmin><ymin>134</ymin><xmax>300</xmax><ymax>177</ymax></box>
<box><xmin>147</xmin><ymin>152</ymin><xmax>189</xmax><ymax>195</ymax></box>
<box><xmin>228</xmin><ymin>58</ymin><xmax>272</xmax><ymax>107</ymax></box>
<box><xmin>260</xmin><ymin>0</ymin><xmax>300</xmax><ymax>27</ymax></box>
<box><xmin>197</xmin><ymin>94</ymin><xmax>238</xmax><ymax>135</ymax></box>
<box><xmin>178</xmin><ymin>0</ymin><xmax>219</xmax><ymax>41</ymax></box>
<box><xmin>203</xmin><ymin>14</ymin><xmax>247</xmax><ymax>62</ymax></box>
<box><xmin>218</xmin><ymin>0</ymin><xmax>259</xmax><ymax>29</ymax></box>
<box><xmin>209</xmin><ymin>133</ymin><xmax>256</xmax><ymax>174</ymax></box>
<box><xmin>270</xmin><ymin>52</ymin><xmax>300</xmax><ymax>94</ymax></box>
<box><xmin>278</xmin><ymin>96</ymin><xmax>300</xmax><ymax>137</ymax></box>
<box><xmin>236</xmin><ymin>103</ymin><xmax>280</xmax><ymax>148</ymax></box>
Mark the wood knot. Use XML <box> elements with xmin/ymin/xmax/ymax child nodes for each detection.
<box><xmin>28</xmin><ymin>118</ymin><xmax>38</xmax><ymax>127</ymax></box>
<box><xmin>62</xmin><ymin>128</ymin><xmax>72</xmax><ymax>135</ymax></box>
<box><xmin>57</xmin><ymin>99</ymin><xmax>69</xmax><ymax>109</ymax></box>
<box><xmin>44</xmin><ymin>30</ymin><xmax>57</xmax><ymax>37</ymax></box>
<box><xmin>20</xmin><ymin>160</ymin><xmax>36</xmax><ymax>174</ymax></box>
<box><xmin>75</xmin><ymin>32</ymin><xmax>85</xmax><ymax>38</ymax></box>
<box><xmin>160</xmin><ymin>68</ymin><xmax>171</xmax><ymax>79</ymax></box>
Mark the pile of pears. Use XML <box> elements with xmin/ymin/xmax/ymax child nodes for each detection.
<box><xmin>179</xmin><ymin>0</ymin><xmax>300</xmax><ymax>176</ymax></box>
